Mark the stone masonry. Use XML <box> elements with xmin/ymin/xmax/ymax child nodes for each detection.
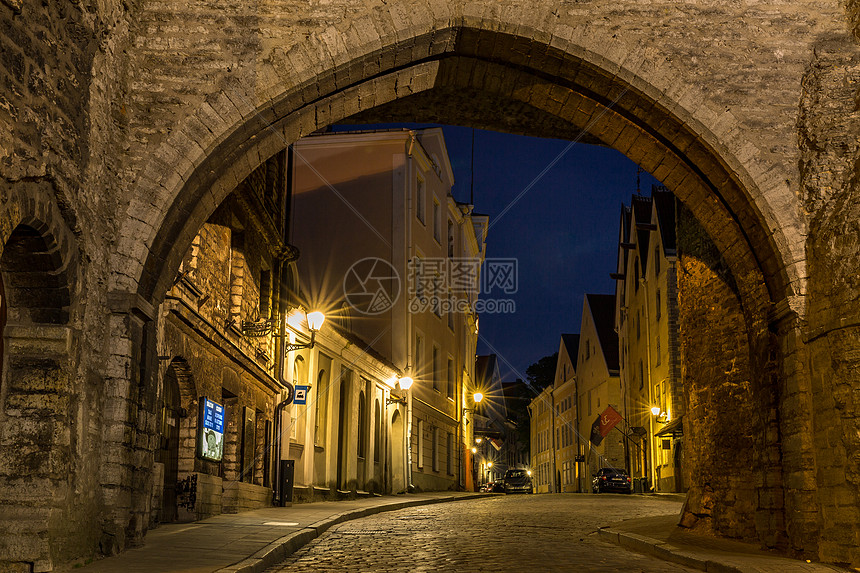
<box><xmin>1</xmin><ymin>0</ymin><xmax>859</xmax><ymax>570</ymax></box>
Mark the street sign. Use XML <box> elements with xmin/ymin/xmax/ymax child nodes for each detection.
<box><xmin>294</xmin><ymin>385</ymin><xmax>309</xmax><ymax>405</ymax></box>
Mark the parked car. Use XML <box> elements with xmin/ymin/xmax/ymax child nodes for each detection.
<box><xmin>489</xmin><ymin>480</ymin><xmax>505</xmax><ymax>493</ymax></box>
<box><xmin>502</xmin><ymin>469</ymin><xmax>533</xmax><ymax>494</ymax></box>
<box><xmin>592</xmin><ymin>468</ymin><xmax>633</xmax><ymax>493</ymax></box>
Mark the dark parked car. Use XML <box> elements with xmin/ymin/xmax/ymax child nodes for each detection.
<box><xmin>489</xmin><ymin>480</ymin><xmax>506</xmax><ymax>493</ymax></box>
<box><xmin>502</xmin><ymin>468</ymin><xmax>533</xmax><ymax>494</ymax></box>
<box><xmin>592</xmin><ymin>468</ymin><xmax>633</xmax><ymax>493</ymax></box>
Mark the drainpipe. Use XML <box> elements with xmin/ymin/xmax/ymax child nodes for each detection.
<box><xmin>641</xmin><ymin>270</ymin><xmax>656</xmax><ymax>493</ymax></box>
<box><xmin>405</xmin><ymin>133</ymin><xmax>415</xmax><ymax>492</ymax></box>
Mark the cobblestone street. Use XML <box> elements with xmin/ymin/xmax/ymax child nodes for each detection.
<box><xmin>267</xmin><ymin>494</ymin><xmax>695</xmax><ymax>572</ymax></box>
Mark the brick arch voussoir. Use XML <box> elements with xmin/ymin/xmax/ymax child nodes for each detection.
<box><xmin>119</xmin><ymin>4</ymin><xmax>805</xmax><ymax>321</ymax></box>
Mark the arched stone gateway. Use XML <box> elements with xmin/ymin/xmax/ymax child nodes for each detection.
<box><xmin>3</xmin><ymin>0</ymin><xmax>860</xmax><ymax>569</ymax></box>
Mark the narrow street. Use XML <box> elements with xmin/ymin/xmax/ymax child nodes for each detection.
<box><xmin>267</xmin><ymin>494</ymin><xmax>696</xmax><ymax>572</ymax></box>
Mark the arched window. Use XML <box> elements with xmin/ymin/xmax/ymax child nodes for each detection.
<box><xmin>374</xmin><ymin>399</ymin><xmax>381</xmax><ymax>463</ymax></box>
<box><xmin>357</xmin><ymin>390</ymin><xmax>367</xmax><ymax>458</ymax></box>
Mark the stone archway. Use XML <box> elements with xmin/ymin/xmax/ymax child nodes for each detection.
<box><xmin>104</xmin><ymin>3</ymin><xmax>848</xmax><ymax>566</ymax></box>
<box><xmin>0</xmin><ymin>201</ymin><xmax>78</xmax><ymax>571</ymax></box>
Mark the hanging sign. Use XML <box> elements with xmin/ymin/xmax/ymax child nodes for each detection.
<box><xmin>198</xmin><ymin>397</ymin><xmax>225</xmax><ymax>462</ymax></box>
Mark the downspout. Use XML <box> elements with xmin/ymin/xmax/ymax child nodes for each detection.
<box><xmin>405</xmin><ymin>133</ymin><xmax>415</xmax><ymax>492</ymax></box>
<box><xmin>641</xmin><ymin>268</ymin><xmax>656</xmax><ymax>492</ymax></box>
<box><xmin>273</xmin><ymin>144</ymin><xmax>297</xmax><ymax>506</ymax></box>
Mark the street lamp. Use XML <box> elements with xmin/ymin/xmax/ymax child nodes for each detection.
<box><xmin>386</xmin><ymin>376</ymin><xmax>414</xmax><ymax>406</ymax></box>
<box><xmin>651</xmin><ymin>406</ymin><xmax>669</xmax><ymax>424</ymax></box>
<box><xmin>283</xmin><ymin>310</ymin><xmax>325</xmax><ymax>352</ymax></box>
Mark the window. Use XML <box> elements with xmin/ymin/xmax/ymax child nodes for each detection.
<box><xmin>415</xmin><ymin>333</ymin><xmax>423</xmax><ymax>382</ymax></box>
<box><xmin>656</xmin><ymin>336</ymin><xmax>662</xmax><ymax>366</ymax></box>
<box><xmin>656</xmin><ymin>289</ymin><xmax>662</xmax><ymax>321</ymax></box>
<box><xmin>416</xmin><ymin>176</ymin><xmax>425</xmax><ymax>223</ymax></box>
<box><xmin>432</xmin><ymin>427</ymin><xmax>440</xmax><ymax>472</ymax></box>
<box><xmin>447</xmin><ymin>290</ymin><xmax>454</xmax><ymax>330</ymax></box>
<box><xmin>447</xmin><ymin>358</ymin><xmax>454</xmax><ymax>400</ymax></box>
<box><xmin>639</xmin><ymin>360</ymin><xmax>644</xmax><ymax>390</ymax></box>
<box><xmin>374</xmin><ymin>399</ymin><xmax>381</xmax><ymax>463</ymax></box>
<box><xmin>447</xmin><ymin>219</ymin><xmax>454</xmax><ymax>257</ymax></box>
<box><xmin>259</xmin><ymin>266</ymin><xmax>271</xmax><ymax>319</ymax></box>
<box><xmin>636</xmin><ymin>310</ymin><xmax>641</xmax><ymax>340</ymax></box>
<box><xmin>654</xmin><ymin>245</ymin><xmax>661</xmax><ymax>276</ymax></box>
<box><xmin>229</xmin><ymin>230</ymin><xmax>245</xmax><ymax>325</ymax></box>
<box><xmin>357</xmin><ymin>391</ymin><xmax>367</xmax><ymax>458</ymax></box>
<box><xmin>433</xmin><ymin>199</ymin><xmax>441</xmax><ymax>242</ymax></box>
<box><xmin>587</xmin><ymin>390</ymin><xmax>592</xmax><ymax>416</ymax></box>
<box><xmin>417</xmin><ymin>419</ymin><xmax>424</xmax><ymax>469</ymax></box>
<box><xmin>432</xmin><ymin>345</ymin><xmax>440</xmax><ymax>391</ymax></box>
<box><xmin>314</xmin><ymin>367</ymin><xmax>328</xmax><ymax>446</ymax></box>
<box><xmin>585</xmin><ymin>340</ymin><xmax>590</xmax><ymax>360</ymax></box>
<box><xmin>634</xmin><ymin>258</ymin><xmax>640</xmax><ymax>292</ymax></box>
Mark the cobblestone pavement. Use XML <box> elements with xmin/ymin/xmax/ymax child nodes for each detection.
<box><xmin>267</xmin><ymin>494</ymin><xmax>696</xmax><ymax>572</ymax></box>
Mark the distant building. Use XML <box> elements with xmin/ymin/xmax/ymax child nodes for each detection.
<box><xmin>291</xmin><ymin>128</ymin><xmax>487</xmax><ymax>493</ymax></box>
<box><xmin>500</xmin><ymin>380</ymin><xmax>532</xmax><ymax>472</ymax></box>
<box><xmin>528</xmin><ymin>384</ymin><xmax>555</xmax><ymax>493</ymax></box>
<box><xmin>614</xmin><ymin>188</ymin><xmax>684</xmax><ymax>493</ymax></box>
<box><xmin>575</xmin><ymin>294</ymin><xmax>623</xmax><ymax>486</ymax></box>
<box><xmin>552</xmin><ymin>334</ymin><xmax>580</xmax><ymax>492</ymax></box>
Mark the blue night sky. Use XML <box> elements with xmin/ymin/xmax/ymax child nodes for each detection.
<box><xmin>337</xmin><ymin>123</ymin><xmax>660</xmax><ymax>381</ymax></box>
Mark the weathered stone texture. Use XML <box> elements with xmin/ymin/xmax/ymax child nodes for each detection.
<box><xmin>2</xmin><ymin>0</ymin><xmax>860</xmax><ymax>569</ymax></box>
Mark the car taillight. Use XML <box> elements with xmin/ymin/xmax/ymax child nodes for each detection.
<box><xmin>601</xmin><ymin>476</ymin><xmax>607</xmax><ymax>480</ymax></box>
<box><xmin>627</xmin><ymin>477</ymin><xmax>632</xmax><ymax>483</ymax></box>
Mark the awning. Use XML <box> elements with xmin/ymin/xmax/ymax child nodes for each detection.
<box><xmin>655</xmin><ymin>416</ymin><xmax>683</xmax><ymax>437</ymax></box>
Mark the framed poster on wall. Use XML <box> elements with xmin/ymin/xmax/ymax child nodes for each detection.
<box><xmin>198</xmin><ymin>397</ymin><xmax>225</xmax><ymax>462</ymax></box>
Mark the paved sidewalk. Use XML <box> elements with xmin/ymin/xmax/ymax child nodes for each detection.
<box><xmin>77</xmin><ymin>492</ymin><xmax>486</xmax><ymax>573</ymax></box>
<box><xmin>599</xmin><ymin>513</ymin><xmax>849</xmax><ymax>573</ymax></box>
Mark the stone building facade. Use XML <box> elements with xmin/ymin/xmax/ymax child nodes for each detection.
<box><xmin>3</xmin><ymin>0</ymin><xmax>860</xmax><ymax>569</ymax></box>
<box><xmin>290</xmin><ymin>128</ymin><xmax>486</xmax><ymax>494</ymax></box>
<box><xmin>614</xmin><ymin>189</ymin><xmax>684</xmax><ymax>493</ymax></box>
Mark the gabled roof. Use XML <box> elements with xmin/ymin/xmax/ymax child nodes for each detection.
<box><xmin>585</xmin><ymin>293</ymin><xmax>620</xmax><ymax>373</ymax></box>
<box><xmin>631</xmin><ymin>195</ymin><xmax>653</xmax><ymax>275</ymax></box>
<box><xmin>561</xmin><ymin>333</ymin><xmax>581</xmax><ymax>370</ymax></box>
<box><xmin>652</xmin><ymin>187</ymin><xmax>677</xmax><ymax>256</ymax></box>
<box><xmin>475</xmin><ymin>354</ymin><xmax>497</xmax><ymax>387</ymax></box>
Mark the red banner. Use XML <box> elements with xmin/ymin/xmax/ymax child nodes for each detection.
<box><xmin>599</xmin><ymin>406</ymin><xmax>623</xmax><ymax>437</ymax></box>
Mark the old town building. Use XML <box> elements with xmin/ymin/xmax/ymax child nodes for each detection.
<box><xmin>528</xmin><ymin>385</ymin><xmax>555</xmax><ymax>494</ymax></box>
<box><xmin>614</xmin><ymin>189</ymin><xmax>684</xmax><ymax>493</ymax></box>
<box><xmin>552</xmin><ymin>334</ymin><xmax>581</xmax><ymax>493</ymax></box>
<box><xmin>575</xmin><ymin>294</ymin><xmax>624</xmax><ymax>485</ymax></box>
<box><xmin>290</xmin><ymin>128</ymin><xmax>487</xmax><ymax>493</ymax></box>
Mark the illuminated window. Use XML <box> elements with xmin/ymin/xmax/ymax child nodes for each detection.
<box><xmin>416</xmin><ymin>176</ymin><xmax>426</xmax><ymax>223</ymax></box>
<box><xmin>417</xmin><ymin>419</ymin><xmax>425</xmax><ymax>469</ymax></box>
<box><xmin>433</xmin><ymin>199</ymin><xmax>441</xmax><ymax>242</ymax></box>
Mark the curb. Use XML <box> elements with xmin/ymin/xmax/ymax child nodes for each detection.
<box><xmin>215</xmin><ymin>493</ymin><xmax>490</xmax><ymax>573</ymax></box>
<box><xmin>597</xmin><ymin>527</ymin><xmax>739</xmax><ymax>573</ymax></box>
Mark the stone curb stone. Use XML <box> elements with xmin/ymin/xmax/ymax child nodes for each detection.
<box><xmin>215</xmin><ymin>493</ymin><xmax>489</xmax><ymax>573</ymax></box>
<box><xmin>599</xmin><ymin>527</ymin><xmax>740</xmax><ymax>573</ymax></box>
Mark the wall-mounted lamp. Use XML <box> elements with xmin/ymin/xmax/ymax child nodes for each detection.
<box><xmin>463</xmin><ymin>391</ymin><xmax>484</xmax><ymax>416</ymax></box>
<box><xmin>283</xmin><ymin>310</ymin><xmax>325</xmax><ymax>352</ymax></box>
<box><xmin>385</xmin><ymin>376</ymin><xmax>414</xmax><ymax>406</ymax></box>
<box><xmin>650</xmin><ymin>406</ymin><xmax>670</xmax><ymax>424</ymax></box>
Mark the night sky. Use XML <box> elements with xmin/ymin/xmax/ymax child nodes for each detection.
<box><xmin>336</xmin><ymin>123</ymin><xmax>660</xmax><ymax>381</ymax></box>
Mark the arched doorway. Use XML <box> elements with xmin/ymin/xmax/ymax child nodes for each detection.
<box><xmin>0</xmin><ymin>222</ymin><xmax>74</xmax><ymax>570</ymax></box>
<box><xmin>157</xmin><ymin>362</ymin><xmax>182</xmax><ymax>522</ymax></box>
<box><xmin>390</xmin><ymin>409</ymin><xmax>405</xmax><ymax>494</ymax></box>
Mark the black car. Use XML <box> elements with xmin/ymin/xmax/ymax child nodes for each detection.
<box><xmin>490</xmin><ymin>480</ymin><xmax>506</xmax><ymax>493</ymax></box>
<box><xmin>592</xmin><ymin>468</ymin><xmax>632</xmax><ymax>493</ymax></box>
<box><xmin>502</xmin><ymin>468</ymin><xmax>534</xmax><ymax>494</ymax></box>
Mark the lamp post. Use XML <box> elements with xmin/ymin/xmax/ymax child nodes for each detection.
<box><xmin>464</xmin><ymin>392</ymin><xmax>484</xmax><ymax>491</ymax></box>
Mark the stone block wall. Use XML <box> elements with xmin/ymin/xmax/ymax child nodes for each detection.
<box><xmin>676</xmin><ymin>206</ymin><xmax>786</xmax><ymax>549</ymax></box>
